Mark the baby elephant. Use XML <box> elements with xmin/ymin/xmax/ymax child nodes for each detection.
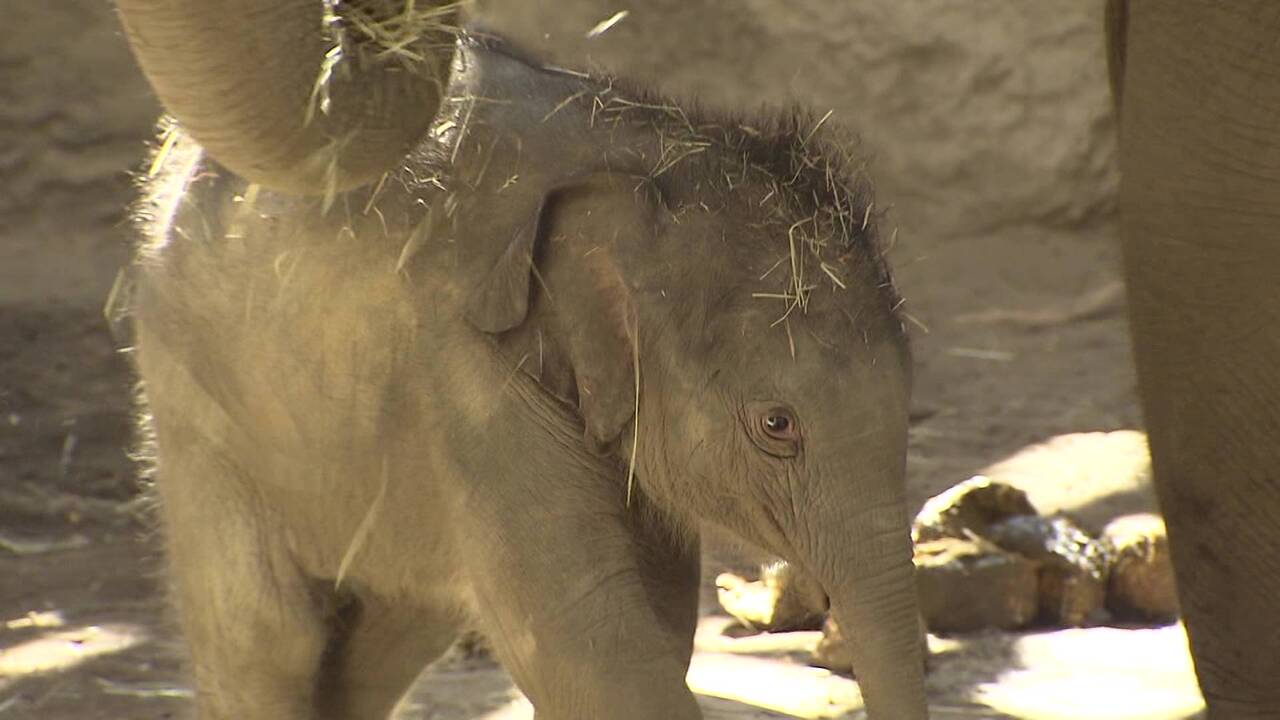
<box><xmin>117</xmin><ymin>2</ymin><xmax>925</xmax><ymax>718</ymax></box>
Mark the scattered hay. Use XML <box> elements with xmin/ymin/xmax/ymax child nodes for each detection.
<box><xmin>451</xmin><ymin>94</ymin><xmax>476</xmax><ymax>165</ymax></box>
<box><xmin>310</xmin><ymin>0</ymin><xmax>467</xmax><ymax>124</ymax></box>
<box><xmin>585</xmin><ymin>10</ymin><xmax>629</xmax><ymax>39</ymax></box>
<box><xmin>102</xmin><ymin>268</ymin><xmax>133</xmax><ymax>342</ymax></box>
<box><xmin>377</xmin><ymin>30</ymin><xmax>908</xmax><ymax>344</ymax></box>
<box><xmin>362</xmin><ymin>171</ymin><xmax>391</xmax><ymax>215</ymax></box>
<box><xmin>343</xmin><ymin>1</ymin><xmax>462</xmax><ymax>64</ymax></box>
<box><xmin>570</xmin><ymin>80</ymin><xmax>903</xmax><ymax>330</ymax></box>
<box><xmin>819</xmin><ymin>262</ymin><xmax>847</xmax><ymax>290</ymax></box>
<box><xmin>541</xmin><ymin>89</ymin><xmax>589</xmax><ymax>123</ymax></box>
<box><xmin>335</xmin><ymin>457</ymin><xmax>391</xmax><ymax>590</ymax></box>
<box><xmin>395</xmin><ymin>205</ymin><xmax>434</xmax><ymax>273</ymax></box>
<box><xmin>800</xmin><ymin>108</ymin><xmax>834</xmax><ymax>146</ymax></box>
<box><xmin>626</xmin><ymin>311</ymin><xmax>641</xmax><ymax>507</ymax></box>
<box><xmin>307</xmin><ymin>5</ymin><xmax>345</xmax><ymax>125</ymax></box>
<box><xmin>499</xmin><ymin>353</ymin><xmax>532</xmax><ymax>396</ymax></box>
<box><xmin>146</xmin><ymin>120</ymin><xmax>180</xmax><ymax>179</ymax></box>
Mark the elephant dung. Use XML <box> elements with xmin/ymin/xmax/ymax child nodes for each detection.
<box><xmin>715</xmin><ymin>562</ymin><xmax>826</xmax><ymax>633</ymax></box>
<box><xmin>913</xmin><ymin>537</ymin><xmax>1039</xmax><ymax>632</ymax></box>
<box><xmin>986</xmin><ymin>514</ymin><xmax>1112</xmax><ymax>626</ymax></box>
<box><xmin>912</xmin><ymin>475</ymin><xmax>1038</xmax><ymax>544</ymax></box>
<box><xmin>811</xmin><ymin>616</ymin><xmax>854</xmax><ymax>673</ymax></box>
<box><xmin>1103</xmin><ymin>513</ymin><xmax>1179</xmax><ymax>622</ymax></box>
<box><xmin>435</xmin><ymin>628</ymin><xmax>497</xmax><ymax>672</ymax></box>
<box><xmin>453</xmin><ymin>629</ymin><xmax>493</xmax><ymax>660</ymax></box>
<box><xmin>810</xmin><ymin>615</ymin><xmax>930</xmax><ymax>677</ymax></box>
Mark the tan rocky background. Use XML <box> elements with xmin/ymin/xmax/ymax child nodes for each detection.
<box><xmin>2</xmin><ymin>2</ymin><xmax>1189</xmax><ymax>719</ymax></box>
<box><xmin>2</xmin><ymin>0</ymin><xmax>1137</xmax><ymax>500</ymax></box>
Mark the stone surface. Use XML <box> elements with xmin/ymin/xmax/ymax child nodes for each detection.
<box><xmin>810</xmin><ymin>616</ymin><xmax>855</xmax><ymax>674</ymax></box>
<box><xmin>808</xmin><ymin>615</ymin><xmax>931</xmax><ymax>678</ymax></box>
<box><xmin>913</xmin><ymin>476</ymin><xmax>1038</xmax><ymax>544</ymax></box>
<box><xmin>0</xmin><ymin>2</ymin><xmax>158</xmax><ymax>305</ymax></box>
<box><xmin>1104</xmin><ymin>513</ymin><xmax>1179</xmax><ymax>622</ymax></box>
<box><xmin>714</xmin><ymin>563</ymin><xmax>826</xmax><ymax>633</ymax></box>
<box><xmin>450</xmin><ymin>629</ymin><xmax>495</xmax><ymax>662</ymax></box>
<box><xmin>914</xmin><ymin>537</ymin><xmax>1039</xmax><ymax>633</ymax></box>
<box><xmin>761</xmin><ymin>561</ymin><xmax>828</xmax><ymax>627</ymax></box>
<box><xmin>986</xmin><ymin>514</ymin><xmax>1112</xmax><ymax>627</ymax></box>
<box><xmin>471</xmin><ymin>0</ymin><xmax>1117</xmax><ymax>246</ymax></box>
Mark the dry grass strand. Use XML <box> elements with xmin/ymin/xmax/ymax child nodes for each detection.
<box><xmin>336</xmin><ymin>457</ymin><xmax>391</xmax><ymax>590</ymax></box>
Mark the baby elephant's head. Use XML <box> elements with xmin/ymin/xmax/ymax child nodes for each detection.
<box><xmin>452</xmin><ymin>43</ymin><xmax>924</xmax><ymax>719</ymax></box>
<box><xmin>634</xmin><ymin>125</ymin><xmax>920</xmax><ymax>720</ymax></box>
<box><xmin>458</xmin><ymin>68</ymin><xmax>921</xmax><ymax>717</ymax></box>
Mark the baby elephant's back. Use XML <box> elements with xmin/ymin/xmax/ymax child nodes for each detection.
<box><xmin>131</xmin><ymin>130</ymin><xmax>454</xmax><ymax>507</ymax></box>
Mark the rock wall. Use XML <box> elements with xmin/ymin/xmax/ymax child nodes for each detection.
<box><xmin>1</xmin><ymin>1</ymin><xmax>159</xmax><ymax>304</ymax></box>
<box><xmin>4</xmin><ymin>2</ymin><xmax>1116</xmax><ymax>304</ymax></box>
<box><xmin>466</xmin><ymin>2</ymin><xmax>1136</xmax><ymax>500</ymax></box>
<box><xmin>3</xmin><ymin>3</ymin><xmax>1135</xmax><ymax>503</ymax></box>
<box><xmin>471</xmin><ymin>0</ymin><xmax>1119</xmax><ymax>243</ymax></box>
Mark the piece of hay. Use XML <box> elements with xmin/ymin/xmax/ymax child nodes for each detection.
<box><xmin>335</xmin><ymin>458</ymin><xmax>391</xmax><ymax>590</ymax></box>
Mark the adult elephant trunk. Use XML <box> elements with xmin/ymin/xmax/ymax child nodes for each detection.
<box><xmin>115</xmin><ymin>0</ymin><xmax>457</xmax><ymax>194</ymax></box>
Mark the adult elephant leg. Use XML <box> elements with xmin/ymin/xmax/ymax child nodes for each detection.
<box><xmin>1116</xmin><ymin>2</ymin><xmax>1280</xmax><ymax>715</ymax></box>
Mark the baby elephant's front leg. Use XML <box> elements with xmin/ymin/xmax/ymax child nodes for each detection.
<box><xmin>483</xmin><ymin>565</ymin><xmax>701</xmax><ymax>720</ymax></box>
<box><xmin>464</xmin><ymin>511</ymin><xmax>702</xmax><ymax>719</ymax></box>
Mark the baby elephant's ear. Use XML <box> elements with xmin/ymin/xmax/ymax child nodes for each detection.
<box><xmin>462</xmin><ymin>198</ymin><xmax>548</xmax><ymax>334</ymax></box>
<box><xmin>563</xmin><ymin>242</ymin><xmax>639</xmax><ymax>452</ymax></box>
<box><xmin>464</xmin><ymin>173</ymin><xmax>658</xmax><ymax>450</ymax></box>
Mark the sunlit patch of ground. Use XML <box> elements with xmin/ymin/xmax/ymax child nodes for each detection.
<box><xmin>975</xmin><ymin>626</ymin><xmax>1203</xmax><ymax>720</ymax></box>
<box><xmin>0</xmin><ymin>609</ymin><xmax>1204</xmax><ymax>719</ymax></box>
<box><xmin>402</xmin><ymin>618</ymin><xmax>1203</xmax><ymax>719</ymax></box>
<box><xmin>0</xmin><ymin>621</ymin><xmax>147</xmax><ymax>685</ymax></box>
<box><xmin>689</xmin><ymin>617</ymin><xmax>860</xmax><ymax>717</ymax></box>
<box><xmin>473</xmin><ymin>697</ymin><xmax>535</xmax><ymax>719</ymax></box>
<box><xmin>980</xmin><ymin>430</ymin><xmax>1155</xmax><ymax>531</ymax></box>
<box><xmin>689</xmin><ymin>652</ymin><xmax>862</xmax><ymax>718</ymax></box>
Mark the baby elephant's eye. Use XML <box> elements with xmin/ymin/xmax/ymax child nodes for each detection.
<box><xmin>762</xmin><ymin>413</ymin><xmax>793</xmax><ymax>438</ymax></box>
<box><xmin>742</xmin><ymin>399</ymin><xmax>798</xmax><ymax>456</ymax></box>
<box><xmin>745</xmin><ymin>402</ymin><xmax>801</xmax><ymax>457</ymax></box>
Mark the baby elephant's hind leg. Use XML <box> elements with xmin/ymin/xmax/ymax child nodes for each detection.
<box><xmin>315</xmin><ymin>593</ymin><xmax>459</xmax><ymax>720</ymax></box>
<box><xmin>152</xmin><ymin>434</ymin><xmax>331</xmax><ymax>719</ymax></box>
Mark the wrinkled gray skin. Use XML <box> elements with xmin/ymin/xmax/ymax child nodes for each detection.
<box><xmin>1107</xmin><ymin>2</ymin><xmax>1280</xmax><ymax>716</ymax></box>
<box><xmin>119</xmin><ymin>6</ymin><xmax>925</xmax><ymax>719</ymax></box>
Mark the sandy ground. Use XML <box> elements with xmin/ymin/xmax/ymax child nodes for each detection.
<box><xmin>0</xmin><ymin>405</ymin><xmax>1199</xmax><ymax>719</ymax></box>
<box><xmin>0</xmin><ymin>2</ymin><xmax>1203</xmax><ymax>719</ymax></box>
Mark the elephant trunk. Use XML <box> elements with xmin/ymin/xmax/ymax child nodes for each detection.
<box><xmin>115</xmin><ymin>0</ymin><xmax>457</xmax><ymax>194</ymax></box>
<box><xmin>805</xmin><ymin>492</ymin><xmax>926</xmax><ymax>719</ymax></box>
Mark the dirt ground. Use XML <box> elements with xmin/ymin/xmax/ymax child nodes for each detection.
<box><xmin>1</xmin><ymin>3</ymin><xmax>1202</xmax><ymax>719</ymax></box>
